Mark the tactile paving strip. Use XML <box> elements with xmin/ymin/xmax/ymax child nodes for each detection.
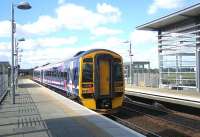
<box><xmin>13</xmin><ymin>89</ymin><xmax>52</xmax><ymax>136</ymax></box>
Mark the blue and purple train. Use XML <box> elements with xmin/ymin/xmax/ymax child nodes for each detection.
<box><xmin>33</xmin><ymin>49</ymin><xmax>124</xmax><ymax>112</ymax></box>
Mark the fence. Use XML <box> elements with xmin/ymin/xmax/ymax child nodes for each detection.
<box><xmin>0</xmin><ymin>63</ymin><xmax>10</xmax><ymax>102</ymax></box>
<box><xmin>125</xmin><ymin>72</ymin><xmax>159</xmax><ymax>88</ymax></box>
<box><xmin>0</xmin><ymin>75</ymin><xmax>9</xmax><ymax>96</ymax></box>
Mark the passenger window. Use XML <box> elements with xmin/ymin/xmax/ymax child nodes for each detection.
<box><xmin>64</xmin><ymin>72</ymin><xmax>67</xmax><ymax>80</ymax></box>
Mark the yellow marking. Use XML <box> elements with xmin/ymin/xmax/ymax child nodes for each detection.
<box><xmin>112</xmin><ymin>97</ymin><xmax>123</xmax><ymax>109</ymax></box>
<box><xmin>82</xmin><ymin>99</ymin><xmax>96</xmax><ymax>109</ymax></box>
<box><xmin>99</xmin><ymin>59</ymin><xmax>110</xmax><ymax>95</ymax></box>
<box><xmin>79</xmin><ymin>57</ymin><xmax>83</xmax><ymax>97</ymax></box>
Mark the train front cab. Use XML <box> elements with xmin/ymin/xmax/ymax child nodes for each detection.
<box><xmin>79</xmin><ymin>50</ymin><xmax>124</xmax><ymax>111</ymax></box>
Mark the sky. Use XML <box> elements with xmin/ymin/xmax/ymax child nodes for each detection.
<box><xmin>0</xmin><ymin>0</ymin><xmax>200</xmax><ymax>69</ymax></box>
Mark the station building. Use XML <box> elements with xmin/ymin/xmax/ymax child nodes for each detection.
<box><xmin>137</xmin><ymin>3</ymin><xmax>200</xmax><ymax>92</ymax></box>
<box><xmin>19</xmin><ymin>69</ymin><xmax>33</xmax><ymax>77</ymax></box>
<box><xmin>123</xmin><ymin>61</ymin><xmax>159</xmax><ymax>87</ymax></box>
<box><xmin>123</xmin><ymin>61</ymin><xmax>150</xmax><ymax>78</ymax></box>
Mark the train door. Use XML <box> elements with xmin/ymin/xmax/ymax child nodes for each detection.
<box><xmin>41</xmin><ymin>70</ymin><xmax>44</xmax><ymax>83</ymax></box>
<box><xmin>99</xmin><ymin>59</ymin><xmax>110</xmax><ymax>95</ymax></box>
<box><xmin>95</xmin><ymin>54</ymin><xmax>113</xmax><ymax>109</ymax></box>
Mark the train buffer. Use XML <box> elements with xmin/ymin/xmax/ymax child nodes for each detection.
<box><xmin>0</xmin><ymin>79</ymin><xmax>144</xmax><ymax>137</ymax></box>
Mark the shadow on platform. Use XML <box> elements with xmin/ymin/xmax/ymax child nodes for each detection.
<box><xmin>44</xmin><ymin>116</ymin><xmax>111</xmax><ymax>137</ymax></box>
<box><xmin>0</xmin><ymin>115</ymin><xmax>110</xmax><ymax>137</ymax></box>
<box><xmin>18</xmin><ymin>83</ymin><xmax>41</xmax><ymax>88</ymax></box>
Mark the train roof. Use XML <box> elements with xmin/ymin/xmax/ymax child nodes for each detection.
<box><xmin>34</xmin><ymin>61</ymin><xmax>64</xmax><ymax>70</ymax></box>
<box><xmin>73</xmin><ymin>49</ymin><xmax>121</xmax><ymax>58</ymax></box>
<box><xmin>34</xmin><ymin>49</ymin><xmax>121</xmax><ymax>70</ymax></box>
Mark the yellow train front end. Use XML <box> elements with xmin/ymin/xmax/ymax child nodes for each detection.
<box><xmin>78</xmin><ymin>49</ymin><xmax>124</xmax><ymax>112</ymax></box>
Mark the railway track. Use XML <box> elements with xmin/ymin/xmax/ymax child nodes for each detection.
<box><xmin>124</xmin><ymin>97</ymin><xmax>200</xmax><ymax>131</ymax></box>
<box><xmin>106</xmin><ymin>114</ymin><xmax>161</xmax><ymax>137</ymax></box>
<box><xmin>106</xmin><ymin>96</ymin><xmax>200</xmax><ymax>137</ymax></box>
<box><xmin>42</xmin><ymin>84</ymin><xmax>200</xmax><ymax>136</ymax></box>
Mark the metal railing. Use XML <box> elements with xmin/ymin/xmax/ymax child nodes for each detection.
<box><xmin>0</xmin><ymin>71</ymin><xmax>10</xmax><ymax>104</ymax></box>
<box><xmin>125</xmin><ymin>72</ymin><xmax>159</xmax><ymax>88</ymax></box>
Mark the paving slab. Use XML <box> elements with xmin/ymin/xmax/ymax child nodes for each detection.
<box><xmin>125</xmin><ymin>86</ymin><xmax>200</xmax><ymax>108</ymax></box>
<box><xmin>0</xmin><ymin>79</ymin><xmax>144</xmax><ymax>137</ymax></box>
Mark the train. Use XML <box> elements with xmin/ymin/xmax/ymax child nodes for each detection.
<box><xmin>33</xmin><ymin>49</ymin><xmax>124</xmax><ymax>112</ymax></box>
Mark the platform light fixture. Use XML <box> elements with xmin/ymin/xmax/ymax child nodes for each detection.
<box><xmin>122</xmin><ymin>40</ymin><xmax>133</xmax><ymax>86</ymax></box>
<box><xmin>17</xmin><ymin>2</ymin><xmax>32</xmax><ymax>10</ymax></box>
<box><xmin>11</xmin><ymin>1</ymin><xmax>31</xmax><ymax>104</ymax></box>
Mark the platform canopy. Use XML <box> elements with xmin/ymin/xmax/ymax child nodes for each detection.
<box><xmin>137</xmin><ymin>3</ymin><xmax>200</xmax><ymax>31</ymax></box>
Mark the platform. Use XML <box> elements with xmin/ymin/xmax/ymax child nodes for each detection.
<box><xmin>125</xmin><ymin>86</ymin><xmax>200</xmax><ymax>109</ymax></box>
<box><xmin>0</xmin><ymin>79</ymin><xmax>144</xmax><ymax>137</ymax></box>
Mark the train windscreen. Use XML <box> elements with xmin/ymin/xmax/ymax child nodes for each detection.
<box><xmin>113</xmin><ymin>62</ymin><xmax>123</xmax><ymax>81</ymax></box>
<box><xmin>82</xmin><ymin>63</ymin><xmax>93</xmax><ymax>82</ymax></box>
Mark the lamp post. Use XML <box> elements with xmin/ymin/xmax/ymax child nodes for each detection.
<box><xmin>123</xmin><ymin>41</ymin><xmax>133</xmax><ymax>85</ymax></box>
<box><xmin>11</xmin><ymin>2</ymin><xmax>31</xmax><ymax>104</ymax></box>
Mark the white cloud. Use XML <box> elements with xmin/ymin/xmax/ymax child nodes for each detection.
<box><xmin>87</xmin><ymin>37</ymin><xmax>122</xmax><ymax>50</ymax></box>
<box><xmin>0</xmin><ymin>42</ymin><xmax>10</xmax><ymax>51</ymax></box>
<box><xmin>15</xmin><ymin>34</ymin><xmax>158</xmax><ymax>69</ymax></box>
<box><xmin>130</xmin><ymin>30</ymin><xmax>157</xmax><ymax>45</ymax></box>
<box><xmin>97</xmin><ymin>3</ymin><xmax>121</xmax><ymax>24</ymax></box>
<box><xmin>18</xmin><ymin>16</ymin><xmax>60</xmax><ymax>35</ymax></box>
<box><xmin>133</xmin><ymin>46</ymin><xmax>158</xmax><ymax>68</ymax></box>
<box><xmin>0</xmin><ymin>3</ymin><xmax>121</xmax><ymax>37</ymax></box>
<box><xmin>0</xmin><ymin>21</ymin><xmax>10</xmax><ymax>37</ymax></box>
<box><xmin>0</xmin><ymin>16</ymin><xmax>59</xmax><ymax>38</ymax></box>
<box><xmin>20</xmin><ymin>44</ymin><xmax>89</xmax><ymax>69</ymax></box>
<box><xmin>82</xmin><ymin>37</ymin><xmax>158</xmax><ymax>68</ymax></box>
<box><xmin>56</xmin><ymin>3</ymin><xmax>121</xmax><ymax>30</ymax></box>
<box><xmin>22</xmin><ymin>36</ymin><xmax>78</xmax><ymax>50</ymax></box>
<box><xmin>97</xmin><ymin>3</ymin><xmax>121</xmax><ymax>16</ymax></box>
<box><xmin>148</xmin><ymin>0</ymin><xmax>184</xmax><ymax>14</ymax></box>
<box><xmin>23</xmin><ymin>37</ymin><xmax>124</xmax><ymax>68</ymax></box>
<box><xmin>81</xmin><ymin>37</ymin><xmax>132</xmax><ymax>61</ymax></box>
<box><xmin>0</xmin><ymin>3</ymin><xmax>124</xmax><ymax>68</ymax></box>
<box><xmin>0</xmin><ymin>54</ymin><xmax>9</xmax><ymax>62</ymax></box>
<box><xmin>129</xmin><ymin>30</ymin><xmax>158</xmax><ymax>68</ymax></box>
<box><xmin>35</xmin><ymin>36</ymin><xmax>78</xmax><ymax>47</ymax></box>
<box><xmin>91</xmin><ymin>27</ymin><xmax>123</xmax><ymax>37</ymax></box>
<box><xmin>0</xmin><ymin>42</ymin><xmax>11</xmax><ymax>62</ymax></box>
<box><xmin>20</xmin><ymin>31</ymin><xmax>158</xmax><ymax>68</ymax></box>
<box><xmin>58</xmin><ymin>0</ymin><xmax>65</xmax><ymax>5</ymax></box>
<box><xmin>56</xmin><ymin>4</ymin><xmax>100</xmax><ymax>29</ymax></box>
<box><xmin>0</xmin><ymin>36</ymin><xmax>78</xmax><ymax>68</ymax></box>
